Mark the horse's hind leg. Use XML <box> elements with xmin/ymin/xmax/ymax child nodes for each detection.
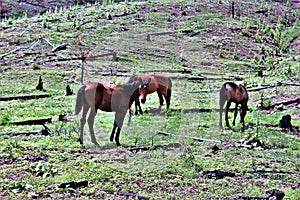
<box><xmin>79</xmin><ymin>105</ymin><xmax>89</xmax><ymax>144</ymax></box>
<box><xmin>166</xmin><ymin>88</ymin><xmax>171</xmax><ymax>109</ymax></box>
<box><xmin>114</xmin><ymin>111</ymin><xmax>126</xmax><ymax>146</ymax></box>
<box><xmin>225</xmin><ymin>101</ymin><xmax>231</xmax><ymax>127</ymax></box>
<box><xmin>110</xmin><ymin>121</ymin><xmax>117</xmax><ymax>142</ymax></box>
<box><xmin>232</xmin><ymin>103</ymin><xmax>238</xmax><ymax>126</ymax></box>
<box><xmin>87</xmin><ymin>110</ymin><xmax>99</xmax><ymax>146</ymax></box>
<box><xmin>157</xmin><ymin>89</ymin><xmax>164</xmax><ymax>109</ymax></box>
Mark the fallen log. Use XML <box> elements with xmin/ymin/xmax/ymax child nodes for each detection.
<box><xmin>251</xmin><ymin>169</ymin><xmax>294</xmax><ymax>174</ymax></box>
<box><xmin>87</xmin><ymin>51</ymin><xmax>117</xmax><ymax>61</ymax></box>
<box><xmin>155</xmin><ymin>131</ymin><xmax>221</xmax><ymax>143</ymax></box>
<box><xmin>147</xmin><ymin>107</ymin><xmax>235</xmax><ymax>114</ymax></box>
<box><xmin>59</xmin><ymin>181</ymin><xmax>88</xmax><ymax>189</ymax></box>
<box><xmin>9</xmin><ymin>118</ymin><xmax>52</xmax><ymax>126</ymax></box>
<box><xmin>190</xmin><ymin>82</ymin><xmax>300</xmax><ymax>93</ymax></box>
<box><xmin>260</xmin><ymin>98</ymin><xmax>300</xmax><ymax>110</ymax></box>
<box><xmin>241</xmin><ymin>189</ymin><xmax>285</xmax><ymax>200</ymax></box>
<box><xmin>189</xmin><ymin>89</ymin><xmax>218</xmax><ymax>93</ymax></box>
<box><xmin>147</xmin><ymin>29</ymin><xmax>197</xmax><ymax>41</ymax></box>
<box><xmin>44</xmin><ymin>56</ymin><xmax>85</xmax><ymax>62</ymax></box>
<box><xmin>203</xmin><ymin>170</ymin><xmax>235</xmax><ymax>179</ymax></box>
<box><xmin>104</xmin><ymin>190</ymin><xmax>150</xmax><ymax>200</ymax></box>
<box><xmin>139</xmin><ymin>68</ymin><xmax>192</xmax><ymax>74</ymax></box>
<box><xmin>0</xmin><ymin>94</ymin><xmax>51</xmax><ymax>101</ymax></box>
<box><xmin>168</xmin><ymin>75</ymin><xmax>243</xmax><ymax>81</ymax></box>
<box><xmin>3</xmin><ymin>131</ymin><xmax>41</xmax><ymax>136</ymax></box>
<box><xmin>247</xmin><ymin>82</ymin><xmax>300</xmax><ymax>92</ymax></box>
<box><xmin>128</xmin><ymin>145</ymin><xmax>165</xmax><ymax>152</ymax></box>
<box><xmin>2</xmin><ymin>125</ymin><xmax>51</xmax><ymax>136</ymax></box>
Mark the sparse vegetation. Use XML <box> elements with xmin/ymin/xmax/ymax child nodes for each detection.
<box><xmin>0</xmin><ymin>0</ymin><xmax>299</xmax><ymax>199</ymax></box>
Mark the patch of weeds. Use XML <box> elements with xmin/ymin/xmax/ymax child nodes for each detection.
<box><xmin>8</xmin><ymin>181</ymin><xmax>33</xmax><ymax>195</ymax></box>
<box><xmin>27</xmin><ymin>161</ymin><xmax>58</xmax><ymax>178</ymax></box>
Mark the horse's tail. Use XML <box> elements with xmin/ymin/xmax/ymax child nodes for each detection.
<box><xmin>75</xmin><ymin>85</ymin><xmax>86</xmax><ymax>115</ymax></box>
<box><xmin>166</xmin><ymin>77</ymin><xmax>172</xmax><ymax>109</ymax></box>
<box><xmin>219</xmin><ymin>83</ymin><xmax>226</xmax><ymax>111</ymax></box>
<box><xmin>219</xmin><ymin>83</ymin><xmax>227</xmax><ymax>128</ymax></box>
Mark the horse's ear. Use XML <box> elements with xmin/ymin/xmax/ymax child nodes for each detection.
<box><xmin>138</xmin><ymin>77</ymin><xmax>143</xmax><ymax>84</ymax></box>
<box><xmin>147</xmin><ymin>78</ymin><xmax>151</xmax><ymax>84</ymax></box>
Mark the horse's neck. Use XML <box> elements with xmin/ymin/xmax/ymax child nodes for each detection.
<box><xmin>124</xmin><ymin>86</ymin><xmax>138</xmax><ymax>97</ymax></box>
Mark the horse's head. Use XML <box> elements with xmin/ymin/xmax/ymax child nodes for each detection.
<box><xmin>139</xmin><ymin>78</ymin><xmax>151</xmax><ymax>104</ymax></box>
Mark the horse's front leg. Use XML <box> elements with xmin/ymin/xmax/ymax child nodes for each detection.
<box><xmin>225</xmin><ymin>101</ymin><xmax>231</xmax><ymax>127</ymax></box>
<box><xmin>110</xmin><ymin>121</ymin><xmax>118</xmax><ymax>142</ymax></box>
<box><xmin>135</xmin><ymin>99</ymin><xmax>143</xmax><ymax>115</ymax></box>
<box><xmin>127</xmin><ymin>109</ymin><xmax>132</xmax><ymax>126</ymax></box>
<box><xmin>232</xmin><ymin>103</ymin><xmax>238</xmax><ymax>126</ymax></box>
<box><xmin>114</xmin><ymin>111</ymin><xmax>127</xmax><ymax>146</ymax></box>
<box><xmin>87</xmin><ymin>110</ymin><xmax>99</xmax><ymax>147</ymax></box>
<box><xmin>240</xmin><ymin>104</ymin><xmax>247</xmax><ymax>128</ymax></box>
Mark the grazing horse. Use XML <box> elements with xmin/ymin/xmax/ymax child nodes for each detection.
<box><xmin>75</xmin><ymin>78</ymin><xmax>149</xmax><ymax>146</ymax></box>
<box><xmin>128</xmin><ymin>74</ymin><xmax>172</xmax><ymax>115</ymax></box>
<box><xmin>219</xmin><ymin>82</ymin><xmax>249</xmax><ymax>129</ymax></box>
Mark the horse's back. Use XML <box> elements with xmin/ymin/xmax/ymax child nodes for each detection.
<box><xmin>84</xmin><ymin>82</ymin><xmax>114</xmax><ymax>112</ymax></box>
<box><xmin>224</xmin><ymin>82</ymin><xmax>248</xmax><ymax>104</ymax></box>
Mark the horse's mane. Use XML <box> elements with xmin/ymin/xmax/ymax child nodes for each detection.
<box><xmin>117</xmin><ymin>80</ymin><xmax>140</xmax><ymax>89</ymax></box>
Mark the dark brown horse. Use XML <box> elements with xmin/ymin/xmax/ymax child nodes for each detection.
<box><xmin>128</xmin><ymin>74</ymin><xmax>172</xmax><ymax>115</ymax></box>
<box><xmin>219</xmin><ymin>82</ymin><xmax>249</xmax><ymax>129</ymax></box>
<box><xmin>75</xmin><ymin>78</ymin><xmax>149</xmax><ymax>146</ymax></box>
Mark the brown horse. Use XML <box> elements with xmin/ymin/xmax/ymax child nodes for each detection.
<box><xmin>219</xmin><ymin>82</ymin><xmax>249</xmax><ymax>129</ymax></box>
<box><xmin>128</xmin><ymin>74</ymin><xmax>172</xmax><ymax>115</ymax></box>
<box><xmin>75</xmin><ymin>78</ymin><xmax>149</xmax><ymax>146</ymax></box>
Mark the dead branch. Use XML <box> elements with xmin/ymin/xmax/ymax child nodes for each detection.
<box><xmin>0</xmin><ymin>94</ymin><xmax>50</xmax><ymax>101</ymax></box>
<box><xmin>52</xmin><ymin>43</ymin><xmax>67</xmax><ymax>53</ymax></box>
<box><xmin>104</xmin><ymin>190</ymin><xmax>150</xmax><ymax>200</ymax></box>
<box><xmin>156</xmin><ymin>131</ymin><xmax>221</xmax><ymax>143</ymax></box>
<box><xmin>87</xmin><ymin>52</ymin><xmax>117</xmax><ymax>61</ymax></box>
<box><xmin>44</xmin><ymin>56</ymin><xmax>85</xmax><ymax>62</ymax></box>
<box><xmin>77</xmin><ymin>20</ymin><xmax>93</xmax><ymax>29</ymax></box>
<box><xmin>42</xmin><ymin>38</ymin><xmax>55</xmax><ymax>48</ymax></box>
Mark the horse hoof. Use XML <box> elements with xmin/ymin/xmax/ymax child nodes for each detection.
<box><xmin>116</xmin><ymin>141</ymin><xmax>121</xmax><ymax>146</ymax></box>
<box><xmin>92</xmin><ymin>141</ymin><xmax>100</xmax><ymax>147</ymax></box>
<box><xmin>79</xmin><ymin>138</ymin><xmax>83</xmax><ymax>144</ymax></box>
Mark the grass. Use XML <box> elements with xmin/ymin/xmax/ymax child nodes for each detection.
<box><xmin>0</xmin><ymin>0</ymin><xmax>299</xmax><ymax>199</ymax></box>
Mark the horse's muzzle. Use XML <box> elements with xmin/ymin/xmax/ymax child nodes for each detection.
<box><xmin>141</xmin><ymin>99</ymin><xmax>146</xmax><ymax>104</ymax></box>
